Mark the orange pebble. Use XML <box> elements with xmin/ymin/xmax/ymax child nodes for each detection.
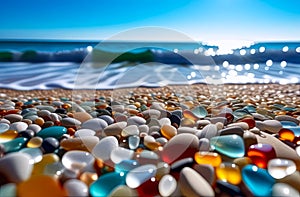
<box><xmin>194</xmin><ymin>151</ymin><xmax>222</xmax><ymax>167</ymax></box>
<box><xmin>67</xmin><ymin>128</ymin><xmax>76</xmax><ymax>136</ymax></box>
<box><xmin>278</xmin><ymin>128</ymin><xmax>295</xmax><ymax>142</ymax></box>
<box><xmin>34</xmin><ymin>117</ymin><xmax>45</xmax><ymax>126</ymax></box>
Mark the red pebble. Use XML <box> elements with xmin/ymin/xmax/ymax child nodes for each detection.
<box><xmin>247</xmin><ymin>143</ymin><xmax>276</xmax><ymax>168</ymax></box>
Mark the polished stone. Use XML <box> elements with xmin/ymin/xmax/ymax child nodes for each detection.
<box><xmin>247</xmin><ymin>143</ymin><xmax>276</xmax><ymax>168</ymax></box>
<box><xmin>37</xmin><ymin>126</ymin><xmax>67</xmax><ymax>139</ymax></box>
<box><xmin>125</xmin><ymin>164</ymin><xmax>157</xmax><ymax>188</ymax></box>
<box><xmin>216</xmin><ymin>162</ymin><xmax>241</xmax><ymax>185</ymax></box>
<box><xmin>194</xmin><ymin>151</ymin><xmax>222</xmax><ymax>167</ymax></box>
<box><xmin>267</xmin><ymin>158</ymin><xmax>296</xmax><ymax>179</ymax></box>
<box><xmin>62</xmin><ymin>150</ymin><xmax>95</xmax><ymax>172</ymax></box>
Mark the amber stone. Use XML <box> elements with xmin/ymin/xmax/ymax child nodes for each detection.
<box><xmin>194</xmin><ymin>151</ymin><xmax>222</xmax><ymax>167</ymax></box>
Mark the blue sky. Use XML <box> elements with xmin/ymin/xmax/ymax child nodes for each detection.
<box><xmin>1</xmin><ymin>0</ymin><xmax>300</xmax><ymax>42</ymax></box>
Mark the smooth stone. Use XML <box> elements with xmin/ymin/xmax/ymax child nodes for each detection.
<box><xmin>198</xmin><ymin>124</ymin><xmax>218</xmax><ymax>140</ymax></box>
<box><xmin>114</xmin><ymin>113</ymin><xmax>128</xmax><ymax>122</ymax></box>
<box><xmin>216</xmin><ymin>180</ymin><xmax>243</xmax><ymax>197</ymax></box>
<box><xmin>227</xmin><ymin>122</ymin><xmax>249</xmax><ymax>130</ymax></box>
<box><xmin>62</xmin><ymin>150</ymin><xmax>95</xmax><ymax>172</ymax></box>
<box><xmin>257</xmin><ymin>131</ymin><xmax>300</xmax><ymax>169</ymax></box>
<box><xmin>9</xmin><ymin>122</ymin><xmax>28</xmax><ymax>132</ymax></box>
<box><xmin>61</xmin><ymin>117</ymin><xmax>81</xmax><ymax>128</ymax></box>
<box><xmin>243</xmin><ymin>130</ymin><xmax>258</xmax><ymax>150</ymax></box>
<box><xmin>0</xmin><ymin>118</ymin><xmax>11</xmax><ymax>124</ymax></box>
<box><xmin>92</xmin><ymin>136</ymin><xmax>118</xmax><ymax>161</ymax></box>
<box><xmin>169</xmin><ymin>114</ymin><xmax>181</xmax><ymax>127</ymax></box>
<box><xmin>156</xmin><ymin>162</ymin><xmax>170</xmax><ymax>180</ymax></box>
<box><xmin>159</xmin><ymin>174</ymin><xmax>177</xmax><ymax>197</ymax></box>
<box><xmin>272</xmin><ymin>183</ymin><xmax>300</xmax><ymax>197</ymax></box>
<box><xmin>155</xmin><ymin>137</ymin><xmax>168</xmax><ymax>146</ymax></box>
<box><xmin>197</xmin><ymin>119</ymin><xmax>211</xmax><ymax>127</ymax></box>
<box><xmin>127</xmin><ymin>116</ymin><xmax>146</xmax><ymax>126</ymax></box>
<box><xmin>27</xmin><ymin>137</ymin><xmax>43</xmax><ymax>148</ymax></box>
<box><xmin>64</xmin><ymin>179</ymin><xmax>88</xmax><ymax>197</ymax></box>
<box><xmin>0</xmin><ymin>152</ymin><xmax>33</xmax><ymax>183</ymax></box>
<box><xmin>81</xmin><ymin>118</ymin><xmax>108</xmax><ymax>134</ymax></box>
<box><xmin>31</xmin><ymin>153</ymin><xmax>60</xmax><ymax>176</ymax></box>
<box><xmin>210</xmin><ymin>134</ymin><xmax>245</xmax><ymax>158</ymax></box>
<box><xmin>180</xmin><ymin>118</ymin><xmax>195</xmax><ymax>127</ymax></box>
<box><xmin>177</xmin><ymin>127</ymin><xmax>198</xmax><ymax>135</ymax></box>
<box><xmin>37</xmin><ymin>109</ymin><xmax>51</xmax><ymax>118</ymax></box>
<box><xmin>110</xmin><ymin>147</ymin><xmax>134</xmax><ymax>164</ymax></box>
<box><xmin>109</xmin><ymin>185</ymin><xmax>137</xmax><ymax>197</ymax></box>
<box><xmin>252</xmin><ymin>113</ymin><xmax>268</xmax><ymax>121</ymax></box>
<box><xmin>0</xmin><ymin>123</ymin><xmax>10</xmax><ymax>133</ymax></box>
<box><xmin>73</xmin><ymin>112</ymin><xmax>92</xmax><ymax>123</ymax></box>
<box><xmin>0</xmin><ymin>130</ymin><xmax>18</xmax><ymax>143</ymax></box>
<box><xmin>161</xmin><ymin>124</ymin><xmax>177</xmax><ymax>139</ymax></box>
<box><xmin>49</xmin><ymin>113</ymin><xmax>61</xmax><ymax>122</ymax></box>
<box><xmin>37</xmin><ymin>126</ymin><xmax>67</xmax><ymax>139</ymax></box>
<box><xmin>268</xmin><ymin>158</ymin><xmax>296</xmax><ymax>179</ymax></box>
<box><xmin>0</xmin><ymin>183</ymin><xmax>17</xmax><ymax>197</ymax></box>
<box><xmin>275</xmin><ymin>115</ymin><xmax>299</xmax><ymax>125</ymax></box>
<box><xmin>238</xmin><ymin>117</ymin><xmax>256</xmax><ymax>129</ymax></box>
<box><xmin>17</xmin><ymin>175</ymin><xmax>66</xmax><ymax>197</ymax></box>
<box><xmin>142</xmin><ymin>109</ymin><xmax>161</xmax><ymax>119</ymax></box>
<box><xmin>115</xmin><ymin>160</ymin><xmax>140</xmax><ymax>174</ymax></box>
<box><xmin>20</xmin><ymin>148</ymin><xmax>43</xmax><ymax>164</ymax></box>
<box><xmin>191</xmin><ymin>105</ymin><xmax>208</xmax><ymax>119</ymax></box>
<box><xmin>137</xmin><ymin>150</ymin><xmax>159</xmax><ymax>165</ymax></box>
<box><xmin>19</xmin><ymin>129</ymin><xmax>34</xmax><ymax>139</ymax></box>
<box><xmin>216</xmin><ymin>162</ymin><xmax>241</xmax><ymax>185</ymax></box>
<box><xmin>247</xmin><ymin>143</ymin><xmax>276</xmax><ymax>169</ymax></box>
<box><xmin>218</xmin><ymin>126</ymin><xmax>244</xmax><ymax>137</ymax></box>
<box><xmin>146</xmin><ymin>118</ymin><xmax>161</xmax><ymax>128</ymax></box>
<box><xmin>138</xmin><ymin>125</ymin><xmax>149</xmax><ymax>134</ymax></box>
<box><xmin>242</xmin><ymin>164</ymin><xmax>275</xmax><ymax>197</ymax></box>
<box><xmin>179</xmin><ymin>167</ymin><xmax>215</xmax><ymax>197</ymax></box>
<box><xmin>74</xmin><ymin>129</ymin><xmax>96</xmax><ymax>137</ymax></box>
<box><xmin>60</xmin><ymin>136</ymin><xmax>99</xmax><ymax>152</ymax></box>
<box><xmin>262</xmin><ymin>120</ymin><xmax>282</xmax><ymax>134</ymax></box>
<box><xmin>1</xmin><ymin>137</ymin><xmax>28</xmax><ymax>153</ymax></box>
<box><xmin>125</xmin><ymin>164</ymin><xmax>157</xmax><ymax>188</ymax></box>
<box><xmin>278</xmin><ymin>171</ymin><xmax>300</xmax><ymax>192</ymax></box>
<box><xmin>198</xmin><ymin>138</ymin><xmax>210</xmax><ymax>151</ymax></box>
<box><xmin>161</xmin><ymin>133</ymin><xmax>199</xmax><ymax>164</ymax></box>
<box><xmin>43</xmin><ymin>161</ymin><xmax>65</xmax><ymax>177</ymax></box>
<box><xmin>103</xmin><ymin>122</ymin><xmax>127</xmax><ymax>136</ymax></box>
<box><xmin>4</xmin><ymin>114</ymin><xmax>22</xmax><ymax>123</ymax></box>
<box><xmin>194</xmin><ymin>151</ymin><xmax>222</xmax><ymax>167</ymax></box>
<box><xmin>159</xmin><ymin>118</ymin><xmax>171</xmax><ymax>126</ymax></box>
<box><xmin>121</xmin><ymin>125</ymin><xmax>139</xmax><ymax>137</ymax></box>
<box><xmin>128</xmin><ymin>135</ymin><xmax>140</xmax><ymax>149</ymax></box>
<box><xmin>42</xmin><ymin>137</ymin><xmax>60</xmax><ymax>153</ymax></box>
<box><xmin>36</xmin><ymin>105</ymin><xmax>56</xmax><ymax>112</ymax></box>
<box><xmin>27</xmin><ymin>124</ymin><xmax>41</xmax><ymax>134</ymax></box>
<box><xmin>193</xmin><ymin>164</ymin><xmax>215</xmax><ymax>185</ymax></box>
<box><xmin>281</xmin><ymin>121</ymin><xmax>298</xmax><ymax>127</ymax></box>
<box><xmin>99</xmin><ymin>115</ymin><xmax>114</xmax><ymax>125</ymax></box>
<box><xmin>209</xmin><ymin>117</ymin><xmax>227</xmax><ymax>125</ymax></box>
<box><xmin>170</xmin><ymin>157</ymin><xmax>194</xmax><ymax>173</ymax></box>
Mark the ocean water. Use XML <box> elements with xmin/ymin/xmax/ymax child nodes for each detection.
<box><xmin>0</xmin><ymin>40</ymin><xmax>300</xmax><ymax>90</ymax></box>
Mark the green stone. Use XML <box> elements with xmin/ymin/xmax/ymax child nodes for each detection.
<box><xmin>210</xmin><ymin>134</ymin><xmax>245</xmax><ymax>158</ymax></box>
<box><xmin>90</xmin><ymin>172</ymin><xmax>125</xmax><ymax>197</ymax></box>
<box><xmin>1</xmin><ymin>137</ymin><xmax>28</xmax><ymax>153</ymax></box>
<box><xmin>191</xmin><ymin>105</ymin><xmax>208</xmax><ymax>118</ymax></box>
<box><xmin>37</xmin><ymin>126</ymin><xmax>67</xmax><ymax>139</ymax></box>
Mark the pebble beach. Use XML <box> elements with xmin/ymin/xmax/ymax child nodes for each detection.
<box><xmin>1</xmin><ymin>83</ymin><xmax>300</xmax><ymax>196</ymax></box>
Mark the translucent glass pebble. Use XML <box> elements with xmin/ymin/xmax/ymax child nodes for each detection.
<box><xmin>0</xmin><ymin>130</ymin><xmax>18</xmax><ymax>143</ymax></box>
<box><xmin>90</xmin><ymin>172</ymin><xmax>125</xmax><ymax>197</ymax></box>
<box><xmin>110</xmin><ymin>147</ymin><xmax>134</xmax><ymax>164</ymax></box>
<box><xmin>242</xmin><ymin>164</ymin><xmax>275</xmax><ymax>196</ymax></box>
<box><xmin>31</xmin><ymin>153</ymin><xmax>60</xmax><ymax>176</ymax></box>
<box><xmin>37</xmin><ymin>126</ymin><xmax>67</xmax><ymax>139</ymax></box>
<box><xmin>0</xmin><ymin>183</ymin><xmax>17</xmax><ymax>197</ymax></box>
<box><xmin>64</xmin><ymin>179</ymin><xmax>89</xmax><ymax>197</ymax></box>
<box><xmin>159</xmin><ymin>174</ymin><xmax>177</xmax><ymax>197</ymax></box>
<box><xmin>125</xmin><ymin>164</ymin><xmax>157</xmax><ymax>188</ymax></box>
<box><xmin>194</xmin><ymin>151</ymin><xmax>222</xmax><ymax>167</ymax></box>
<box><xmin>191</xmin><ymin>105</ymin><xmax>208</xmax><ymax>118</ymax></box>
<box><xmin>267</xmin><ymin>158</ymin><xmax>296</xmax><ymax>179</ymax></box>
<box><xmin>279</xmin><ymin>128</ymin><xmax>295</xmax><ymax>142</ymax></box>
<box><xmin>216</xmin><ymin>162</ymin><xmax>241</xmax><ymax>185</ymax></box>
<box><xmin>62</xmin><ymin>150</ymin><xmax>95</xmax><ymax>172</ymax></box>
<box><xmin>27</xmin><ymin>136</ymin><xmax>43</xmax><ymax>148</ymax></box>
<box><xmin>247</xmin><ymin>143</ymin><xmax>276</xmax><ymax>168</ymax></box>
<box><xmin>161</xmin><ymin>124</ymin><xmax>177</xmax><ymax>140</ymax></box>
<box><xmin>0</xmin><ymin>123</ymin><xmax>9</xmax><ymax>133</ymax></box>
<box><xmin>128</xmin><ymin>135</ymin><xmax>140</xmax><ymax>149</ymax></box>
<box><xmin>92</xmin><ymin>136</ymin><xmax>118</xmax><ymax>161</ymax></box>
<box><xmin>272</xmin><ymin>183</ymin><xmax>300</xmax><ymax>197</ymax></box>
<box><xmin>210</xmin><ymin>134</ymin><xmax>245</xmax><ymax>158</ymax></box>
<box><xmin>20</xmin><ymin>148</ymin><xmax>43</xmax><ymax>163</ymax></box>
<box><xmin>115</xmin><ymin>160</ymin><xmax>140</xmax><ymax>174</ymax></box>
<box><xmin>1</xmin><ymin>137</ymin><xmax>28</xmax><ymax>153</ymax></box>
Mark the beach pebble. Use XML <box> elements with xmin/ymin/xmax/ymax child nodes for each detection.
<box><xmin>0</xmin><ymin>123</ymin><xmax>9</xmax><ymax>133</ymax></box>
<box><xmin>27</xmin><ymin>136</ymin><xmax>43</xmax><ymax>148</ymax></box>
<box><xmin>60</xmin><ymin>136</ymin><xmax>99</xmax><ymax>152</ymax></box>
<box><xmin>272</xmin><ymin>183</ymin><xmax>300</xmax><ymax>197</ymax></box>
<box><xmin>37</xmin><ymin>126</ymin><xmax>67</xmax><ymax>139</ymax></box>
<box><xmin>142</xmin><ymin>109</ymin><xmax>161</xmax><ymax>119</ymax></box>
<box><xmin>267</xmin><ymin>158</ymin><xmax>296</xmax><ymax>179</ymax></box>
<box><xmin>61</xmin><ymin>117</ymin><xmax>81</xmax><ymax>128</ymax></box>
<box><xmin>103</xmin><ymin>122</ymin><xmax>127</xmax><ymax>136</ymax></box>
<box><xmin>159</xmin><ymin>118</ymin><xmax>171</xmax><ymax>126</ymax></box>
<box><xmin>247</xmin><ymin>143</ymin><xmax>276</xmax><ymax>168</ymax></box>
<box><xmin>0</xmin><ymin>183</ymin><xmax>17</xmax><ymax>197</ymax></box>
<box><xmin>227</xmin><ymin>122</ymin><xmax>249</xmax><ymax>130</ymax></box>
<box><xmin>92</xmin><ymin>136</ymin><xmax>118</xmax><ymax>161</ymax></box>
<box><xmin>121</xmin><ymin>125</ymin><xmax>139</xmax><ymax>137</ymax></box>
<box><xmin>198</xmin><ymin>138</ymin><xmax>210</xmax><ymax>151</ymax></box>
<box><xmin>64</xmin><ymin>179</ymin><xmax>89</xmax><ymax>197</ymax></box>
<box><xmin>179</xmin><ymin>167</ymin><xmax>214</xmax><ymax>197</ymax></box>
<box><xmin>158</xmin><ymin>174</ymin><xmax>177</xmax><ymax>197</ymax></box>
<box><xmin>62</xmin><ymin>150</ymin><xmax>95</xmax><ymax>172</ymax></box>
<box><xmin>110</xmin><ymin>147</ymin><xmax>134</xmax><ymax>164</ymax></box>
<box><xmin>27</xmin><ymin>124</ymin><xmax>42</xmax><ymax>134</ymax></box>
<box><xmin>193</xmin><ymin>164</ymin><xmax>215</xmax><ymax>185</ymax></box>
<box><xmin>19</xmin><ymin>147</ymin><xmax>43</xmax><ymax>164</ymax></box>
<box><xmin>74</xmin><ymin>129</ymin><xmax>96</xmax><ymax>137</ymax></box>
<box><xmin>73</xmin><ymin>112</ymin><xmax>92</xmax><ymax>123</ymax></box>
<box><xmin>277</xmin><ymin>171</ymin><xmax>300</xmax><ymax>192</ymax></box>
<box><xmin>128</xmin><ymin>135</ymin><xmax>140</xmax><ymax>149</ymax></box>
<box><xmin>198</xmin><ymin>124</ymin><xmax>218</xmax><ymax>140</ymax></box>
<box><xmin>125</xmin><ymin>164</ymin><xmax>157</xmax><ymax>188</ymax></box>
<box><xmin>218</xmin><ymin>126</ymin><xmax>244</xmax><ymax>137</ymax></box>
<box><xmin>275</xmin><ymin>115</ymin><xmax>299</xmax><ymax>125</ymax></box>
<box><xmin>262</xmin><ymin>120</ymin><xmax>282</xmax><ymax>134</ymax></box>
<box><xmin>9</xmin><ymin>122</ymin><xmax>28</xmax><ymax>132</ymax></box>
<box><xmin>194</xmin><ymin>151</ymin><xmax>222</xmax><ymax>167</ymax></box>
<box><xmin>161</xmin><ymin>124</ymin><xmax>177</xmax><ymax>139</ymax></box>
<box><xmin>161</xmin><ymin>133</ymin><xmax>199</xmax><ymax>164</ymax></box>
<box><xmin>216</xmin><ymin>162</ymin><xmax>241</xmax><ymax>185</ymax></box>
<box><xmin>81</xmin><ymin>118</ymin><xmax>108</xmax><ymax>133</ymax></box>
<box><xmin>41</xmin><ymin>137</ymin><xmax>59</xmax><ymax>153</ymax></box>
<box><xmin>0</xmin><ymin>152</ymin><xmax>33</xmax><ymax>183</ymax></box>
<box><xmin>109</xmin><ymin>185</ymin><xmax>137</xmax><ymax>197</ymax></box>
<box><xmin>4</xmin><ymin>114</ymin><xmax>22</xmax><ymax>123</ymax></box>
<box><xmin>127</xmin><ymin>116</ymin><xmax>146</xmax><ymax>126</ymax></box>
<box><xmin>177</xmin><ymin>127</ymin><xmax>198</xmax><ymax>135</ymax></box>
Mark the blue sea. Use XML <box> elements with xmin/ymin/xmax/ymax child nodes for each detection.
<box><xmin>0</xmin><ymin>40</ymin><xmax>300</xmax><ymax>90</ymax></box>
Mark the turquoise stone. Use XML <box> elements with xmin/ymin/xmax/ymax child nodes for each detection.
<box><xmin>210</xmin><ymin>134</ymin><xmax>245</xmax><ymax>158</ymax></box>
<box><xmin>37</xmin><ymin>126</ymin><xmax>67</xmax><ymax>139</ymax></box>
<box><xmin>281</xmin><ymin>121</ymin><xmax>298</xmax><ymax>128</ymax></box>
<box><xmin>243</xmin><ymin>105</ymin><xmax>256</xmax><ymax>113</ymax></box>
<box><xmin>1</xmin><ymin>137</ymin><xmax>28</xmax><ymax>153</ymax></box>
<box><xmin>282</xmin><ymin>107</ymin><xmax>296</xmax><ymax>112</ymax></box>
<box><xmin>90</xmin><ymin>172</ymin><xmax>125</xmax><ymax>197</ymax></box>
<box><xmin>191</xmin><ymin>105</ymin><xmax>208</xmax><ymax>118</ymax></box>
<box><xmin>242</xmin><ymin>164</ymin><xmax>275</xmax><ymax>196</ymax></box>
<box><xmin>115</xmin><ymin>160</ymin><xmax>140</xmax><ymax>174</ymax></box>
<box><xmin>233</xmin><ymin>109</ymin><xmax>250</xmax><ymax>120</ymax></box>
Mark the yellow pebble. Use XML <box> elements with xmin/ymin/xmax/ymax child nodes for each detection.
<box><xmin>161</xmin><ymin>124</ymin><xmax>177</xmax><ymax>140</ymax></box>
<box><xmin>31</xmin><ymin>154</ymin><xmax>59</xmax><ymax>176</ymax></box>
<box><xmin>34</xmin><ymin>117</ymin><xmax>45</xmax><ymax>126</ymax></box>
<box><xmin>216</xmin><ymin>162</ymin><xmax>242</xmax><ymax>185</ymax></box>
<box><xmin>18</xmin><ymin>175</ymin><xmax>66</xmax><ymax>197</ymax></box>
<box><xmin>0</xmin><ymin>130</ymin><xmax>18</xmax><ymax>143</ymax></box>
<box><xmin>144</xmin><ymin>141</ymin><xmax>161</xmax><ymax>151</ymax></box>
<box><xmin>194</xmin><ymin>151</ymin><xmax>222</xmax><ymax>167</ymax></box>
<box><xmin>27</xmin><ymin>137</ymin><xmax>43</xmax><ymax>148</ymax></box>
